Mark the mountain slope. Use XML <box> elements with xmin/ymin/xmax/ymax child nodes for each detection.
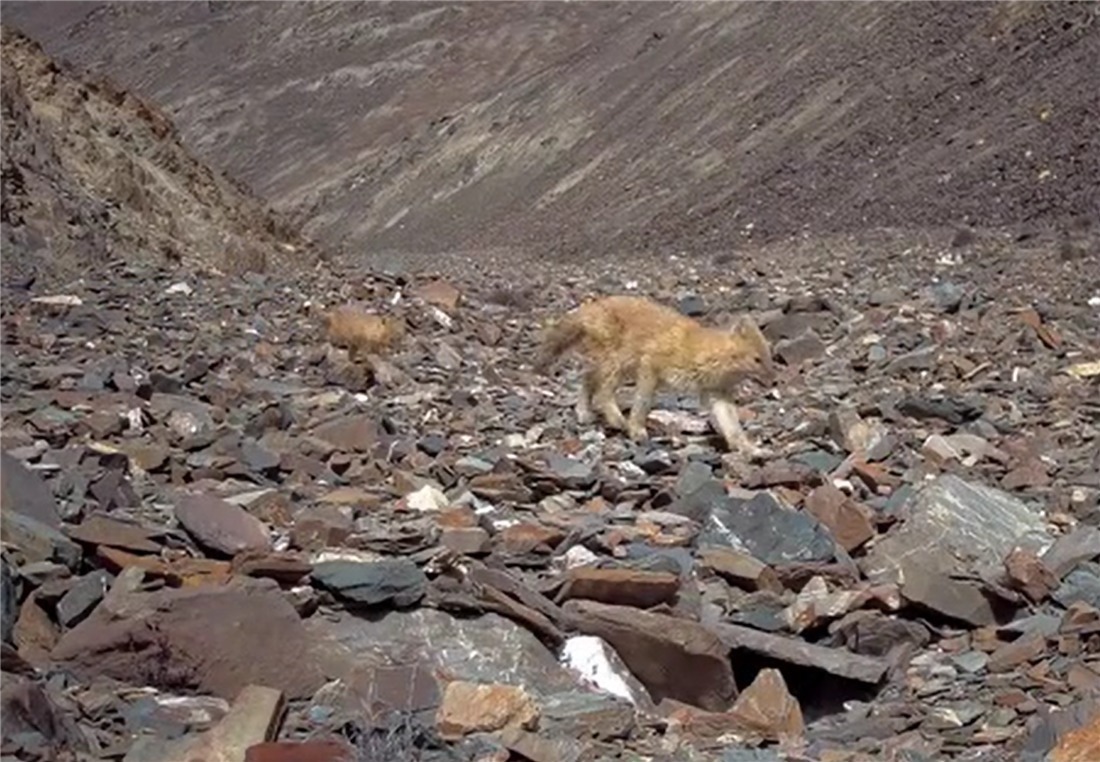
<box><xmin>6</xmin><ymin>1</ymin><xmax>1098</xmax><ymax>260</ymax></box>
<box><xmin>1</xmin><ymin>25</ymin><xmax>319</xmax><ymax>289</ymax></box>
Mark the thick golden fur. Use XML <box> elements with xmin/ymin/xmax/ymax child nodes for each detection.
<box><xmin>535</xmin><ymin>295</ymin><xmax>776</xmax><ymax>454</ymax></box>
<box><xmin>322</xmin><ymin>305</ymin><xmax>404</xmax><ymax>360</ymax></box>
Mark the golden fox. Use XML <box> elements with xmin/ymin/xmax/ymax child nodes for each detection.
<box><xmin>535</xmin><ymin>295</ymin><xmax>776</xmax><ymax>455</ymax></box>
<box><xmin>322</xmin><ymin>305</ymin><xmax>405</xmax><ymax>360</ymax></box>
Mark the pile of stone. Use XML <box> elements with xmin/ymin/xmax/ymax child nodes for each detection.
<box><xmin>1</xmin><ymin>239</ymin><xmax>1098</xmax><ymax>761</ymax></box>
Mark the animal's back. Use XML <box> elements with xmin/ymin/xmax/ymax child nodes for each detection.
<box><xmin>574</xmin><ymin>295</ymin><xmax>701</xmax><ymax>362</ymax></box>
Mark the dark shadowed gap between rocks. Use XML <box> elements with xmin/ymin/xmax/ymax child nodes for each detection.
<box><xmin>729</xmin><ymin>650</ymin><xmax>882</xmax><ymax>724</ymax></box>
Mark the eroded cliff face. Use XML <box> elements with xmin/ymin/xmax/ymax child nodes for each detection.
<box><xmin>1</xmin><ymin>24</ymin><xmax>319</xmax><ymax>289</ymax></box>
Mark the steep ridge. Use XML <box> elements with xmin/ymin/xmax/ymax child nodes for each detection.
<box><xmin>5</xmin><ymin>1</ymin><xmax>1098</xmax><ymax>260</ymax></box>
<box><xmin>0</xmin><ymin>25</ymin><xmax>319</xmax><ymax>290</ymax></box>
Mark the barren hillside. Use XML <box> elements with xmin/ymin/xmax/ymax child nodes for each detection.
<box><xmin>0</xmin><ymin>25</ymin><xmax>318</xmax><ymax>290</ymax></box>
<box><xmin>7</xmin><ymin>1</ymin><xmax>1098</xmax><ymax>261</ymax></box>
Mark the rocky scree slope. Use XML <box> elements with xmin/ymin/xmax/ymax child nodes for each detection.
<box><xmin>0</xmin><ymin>235</ymin><xmax>1098</xmax><ymax>760</ymax></box>
<box><xmin>5</xmin><ymin>1</ymin><xmax>1099</xmax><ymax>259</ymax></box>
<box><xmin>0</xmin><ymin>25</ymin><xmax>318</xmax><ymax>290</ymax></box>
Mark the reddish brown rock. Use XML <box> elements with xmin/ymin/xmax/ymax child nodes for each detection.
<box><xmin>435</xmin><ymin>681</ymin><xmax>539</xmax><ymax>739</ymax></box>
<box><xmin>804</xmin><ymin>484</ymin><xmax>875</xmax><ymax>552</ymax></box>
<box><xmin>312</xmin><ymin>414</ymin><xmax>379</xmax><ymax>453</ymax></box>
<box><xmin>12</xmin><ymin>593</ymin><xmax>58</xmax><ymax>667</ymax></box>
<box><xmin>496</xmin><ymin>523</ymin><xmax>566</xmax><ymax>554</ymax></box>
<box><xmin>64</xmin><ymin>513</ymin><xmax>164</xmax><ymax>553</ymax></box>
<box><xmin>563</xmin><ymin>599</ymin><xmax>738</xmax><ymax>711</ymax></box>
<box><xmin>51</xmin><ymin>581</ymin><xmax>324</xmax><ymax>699</ymax></box>
<box><xmin>699</xmin><ymin>548</ymin><xmax>782</xmax><ymax>593</ymax></box>
<box><xmin>96</xmin><ymin>545</ymin><xmax>232</xmax><ymax>587</ymax></box>
<box><xmin>727</xmin><ymin>668</ymin><xmax>804</xmax><ymax>742</ymax></box>
<box><xmin>175</xmin><ymin>493</ymin><xmax>272</xmax><ymax>558</ymax></box>
<box><xmin>289</xmin><ymin>516</ymin><xmax>353</xmax><ymax>551</ymax></box>
<box><xmin>413</xmin><ymin>279</ymin><xmax>462</xmax><ymax>311</ymax></box>
<box><xmin>1061</xmin><ymin>601</ymin><xmax>1100</xmax><ymax>633</ymax></box>
<box><xmin>231</xmin><ymin>550</ymin><xmax>312</xmax><ymax>584</ymax></box>
<box><xmin>245</xmin><ymin>741</ymin><xmax>355</xmax><ymax>762</ymax></box>
<box><xmin>440</xmin><ymin>526</ymin><xmax>491</xmax><ymax>556</ymax></box>
<box><xmin>1002</xmin><ymin>459</ymin><xmax>1051</xmax><ymax>490</ymax></box>
<box><xmin>1004</xmin><ymin>547</ymin><xmax>1058</xmax><ymax>603</ymax></box>
<box><xmin>557</xmin><ymin>567</ymin><xmax>679</xmax><ymax>609</ymax></box>
<box><xmin>436</xmin><ymin>507</ymin><xmax>480</xmax><ymax>528</ymax></box>
<box><xmin>987</xmin><ymin>632</ymin><xmax>1047</xmax><ymax>672</ymax></box>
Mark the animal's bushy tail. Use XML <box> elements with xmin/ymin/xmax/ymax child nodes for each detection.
<box><xmin>533</xmin><ymin>312</ymin><xmax>585</xmax><ymax>374</ymax></box>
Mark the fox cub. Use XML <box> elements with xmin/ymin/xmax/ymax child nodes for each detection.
<box><xmin>535</xmin><ymin>295</ymin><xmax>776</xmax><ymax>455</ymax></box>
<box><xmin>322</xmin><ymin>305</ymin><xmax>405</xmax><ymax>361</ymax></box>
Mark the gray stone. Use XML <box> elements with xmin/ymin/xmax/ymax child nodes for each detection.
<box><xmin>950</xmin><ymin>651</ymin><xmax>990</xmax><ymax>674</ymax></box>
<box><xmin>239</xmin><ymin>439</ymin><xmax>280</xmax><ymax>472</ymax></box>
<box><xmin>930</xmin><ymin>280</ymin><xmax>965</xmax><ymax>312</ymax></box>
<box><xmin>885</xmin><ymin>345</ymin><xmax>939</xmax><ymax>375</ymax></box>
<box><xmin>540</xmin><ymin>690</ymin><xmax>635</xmax><ymax>740</ymax></box>
<box><xmin>713</xmin><ymin>621</ymin><xmax>887</xmax><ymax>684</ymax></box>
<box><xmin>56</xmin><ymin>569</ymin><xmax>114</xmax><ymax>628</ymax></box>
<box><xmin>676</xmin><ymin>460</ymin><xmax>716</xmax><ymax>497</ymax></box>
<box><xmin>926</xmin><ymin>699</ymin><xmax>987</xmax><ymax>728</ymax></box>
<box><xmin>860</xmin><ymin>474</ymin><xmax>1051</xmax><ymax>585</ymax></box>
<box><xmin>1041</xmin><ymin>526</ymin><xmax>1100</xmax><ymax>579</ymax></box>
<box><xmin>0</xmin><ymin>510</ymin><xmax>82</xmax><ymax>569</ymax></box>
<box><xmin>1</xmin><ymin>451</ymin><xmax>61</xmax><ymax>529</ymax></box>
<box><xmin>308</xmin><ymin>608</ymin><xmax>579</xmax><ymax>697</ymax></box>
<box><xmin>868</xmin><ymin>286</ymin><xmax>905</xmax><ymax>306</ymax></box>
<box><xmin>998</xmin><ymin>613</ymin><xmax>1062</xmax><ymax>639</ymax></box>
<box><xmin>619</xmin><ymin>544</ymin><xmax>694</xmax><ymax>578</ymax></box>
<box><xmin>2</xmin><ymin>557</ymin><xmax>18</xmax><ymax>644</ymax></box>
<box><xmin>729</xmin><ymin>604</ymin><xmax>788</xmax><ymax>633</ymax></box>
<box><xmin>676</xmin><ymin>295</ymin><xmax>707</xmax><ymax>317</ymax></box>
<box><xmin>311</xmin><ymin>559</ymin><xmax>427</xmax><ymax>608</ymax></box>
<box><xmin>434</xmin><ymin>342</ymin><xmax>463</xmax><ymax>370</ymax></box>
<box><xmin>1051</xmin><ymin>564</ymin><xmax>1100</xmax><ymax>610</ymax></box>
<box><xmin>719</xmin><ymin>751</ymin><xmax>782</xmax><ymax>762</ymax></box>
<box><xmin>790</xmin><ymin>449</ymin><xmax>845</xmax><ymax>474</ymax></box>
<box><xmin>899</xmin><ymin>562</ymin><xmax>998</xmax><ymax>627</ymax></box>
<box><xmin>543</xmin><ymin>454</ymin><xmax>597</xmax><ymax>489</ymax></box>
<box><xmin>774</xmin><ymin>330</ymin><xmax>826</xmax><ymax>366</ymax></box>
<box><xmin>896</xmin><ymin>395</ymin><xmax>981</xmax><ymax>425</ymax></box>
<box><xmin>698</xmin><ymin>491</ymin><xmax>837</xmax><ymax>565</ymax></box>
<box><xmin>174</xmin><ymin>493</ymin><xmax>272</xmax><ymax>558</ymax></box>
<box><xmin>670</xmin><ymin>477</ymin><xmax>728</xmax><ymax>524</ymax></box>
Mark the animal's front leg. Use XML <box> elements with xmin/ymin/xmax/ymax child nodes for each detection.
<box><xmin>710</xmin><ymin>398</ymin><xmax>767</xmax><ymax>459</ymax></box>
<box><xmin>627</xmin><ymin>364</ymin><xmax>658</xmax><ymax>443</ymax></box>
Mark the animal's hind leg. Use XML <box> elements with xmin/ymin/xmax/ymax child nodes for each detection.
<box><xmin>626</xmin><ymin>363</ymin><xmax>658</xmax><ymax>442</ymax></box>
<box><xmin>592</xmin><ymin>363</ymin><xmax>628</xmax><ymax>432</ymax></box>
<box><xmin>575</xmin><ymin>366</ymin><xmax>598</xmax><ymax>425</ymax></box>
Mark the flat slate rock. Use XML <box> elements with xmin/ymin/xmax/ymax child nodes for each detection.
<box><xmin>698</xmin><ymin>491</ymin><xmax>837</xmax><ymax>565</ymax></box>
<box><xmin>311</xmin><ymin>559</ymin><xmax>427</xmax><ymax>607</ymax></box>
<box><xmin>52</xmin><ymin>580</ymin><xmax>325</xmax><ymax>699</ymax></box>
<box><xmin>712</xmin><ymin>622</ymin><xmax>887</xmax><ymax>685</ymax></box>
<box><xmin>1</xmin><ymin>451</ymin><xmax>61</xmax><ymax>529</ymax></box>
<box><xmin>860</xmin><ymin>473</ymin><xmax>1051</xmax><ymax>585</ymax></box>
